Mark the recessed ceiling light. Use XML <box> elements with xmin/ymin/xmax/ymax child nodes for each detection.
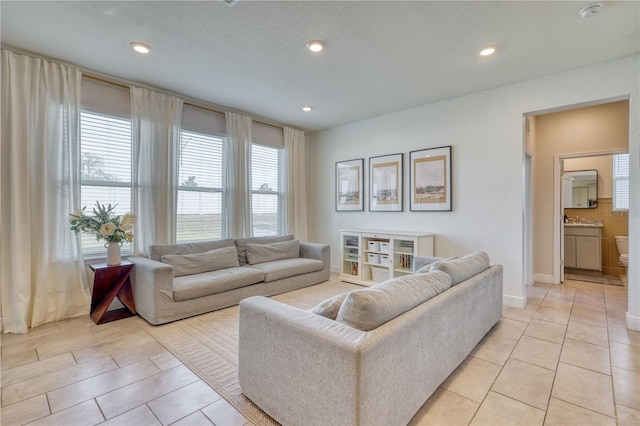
<box><xmin>302</xmin><ymin>106</ymin><xmax>313</xmax><ymax>112</ymax></box>
<box><xmin>130</xmin><ymin>42</ymin><xmax>152</xmax><ymax>54</ymax></box>
<box><xmin>306</xmin><ymin>40</ymin><xmax>325</xmax><ymax>53</ymax></box>
<box><xmin>579</xmin><ymin>3</ymin><xmax>603</xmax><ymax>18</ymax></box>
<box><xmin>479</xmin><ymin>46</ymin><xmax>497</xmax><ymax>57</ymax></box>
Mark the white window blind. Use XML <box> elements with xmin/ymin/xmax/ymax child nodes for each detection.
<box><xmin>613</xmin><ymin>153</ymin><xmax>629</xmax><ymax>211</ymax></box>
<box><xmin>176</xmin><ymin>130</ymin><xmax>226</xmax><ymax>242</ymax></box>
<box><xmin>80</xmin><ymin>110</ymin><xmax>132</xmax><ymax>255</ymax></box>
<box><xmin>251</xmin><ymin>144</ymin><xmax>286</xmax><ymax>236</ymax></box>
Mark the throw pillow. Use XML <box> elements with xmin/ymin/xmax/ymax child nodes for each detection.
<box><xmin>414</xmin><ymin>256</ymin><xmax>457</xmax><ymax>274</ymax></box>
<box><xmin>161</xmin><ymin>245</ymin><xmax>240</xmax><ymax>277</ymax></box>
<box><xmin>235</xmin><ymin>234</ymin><xmax>294</xmax><ymax>266</ymax></box>
<box><xmin>310</xmin><ymin>292</ymin><xmax>349</xmax><ymax>320</ymax></box>
<box><xmin>246</xmin><ymin>239</ymin><xmax>300</xmax><ymax>265</ymax></box>
<box><xmin>429</xmin><ymin>251</ymin><xmax>490</xmax><ymax>285</ymax></box>
<box><xmin>336</xmin><ymin>270</ymin><xmax>452</xmax><ymax>331</ymax></box>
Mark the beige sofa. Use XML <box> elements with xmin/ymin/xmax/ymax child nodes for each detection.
<box><xmin>238</xmin><ymin>252</ymin><xmax>502</xmax><ymax>426</ymax></box>
<box><xmin>129</xmin><ymin>235</ymin><xmax>330</xmax><ymax>325</ymax></box>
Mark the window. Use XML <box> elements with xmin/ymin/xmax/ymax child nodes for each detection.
<box><xmin>80</xmin><ymin>110</ymin><xmax>132</xmax><ymax>254</ymax></box>
<box><xmin>613</xmin><ymin>153</ymin><xmax>629</xmax><ymax>211</ymax></box>
<box><xmin>251</xmin><ymin>144</ymin><xmax>286</xmax><ymax>236</ymax></box>
<box><xmin>176</xmin><ymin>130</ymin><xmax>226</xmax><ymax>242</ymax></box>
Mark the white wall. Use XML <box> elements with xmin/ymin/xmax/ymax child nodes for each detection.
<box><xmin>308</xmin><ymin>54</ymin><xmax>639</xmax><ymax>324</ymax></box>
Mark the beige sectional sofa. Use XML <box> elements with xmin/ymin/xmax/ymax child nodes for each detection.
<box><xmin>129</xmin><ymin>235</ymin><xmax>330</xmax><ymax>325</ymax></box>
<box><xmin>238</xmin><ymin>252</ymin><xmax>503</xmax><ymax>426</ymax></box>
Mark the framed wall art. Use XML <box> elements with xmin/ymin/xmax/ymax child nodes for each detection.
<box><xmin>410</xmin><ymin>146</ymin><xmax>452</xmax><ymax>211</ymax></box>
<box><xmin>369</xmin><ymin>153</ymin><xmax>403</xmax><ymax>212</ymax></box>
<box><xmin>336</xmin><ymin>158</ymin><xmax>364</xmax><ymax>211</ymax></box>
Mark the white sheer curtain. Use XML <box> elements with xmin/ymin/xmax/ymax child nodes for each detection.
<box><xmin>130</xmin><ymin>87</ymin><xmax>183</xmax><ymax>256</ymax></box>
<box><xmin>284</xmin><ymin>127</ymin><xmax>308</xmax><ymax>240</ymax></box>
<box><xmin>0</xmin><ymin>50</ymin><xmax>90</xmax><ymax>333</ymax></box>
<box><xmin>225</xmin><ymin>112</ymin><xmax>253</xmax><ymax>238</ymax></box>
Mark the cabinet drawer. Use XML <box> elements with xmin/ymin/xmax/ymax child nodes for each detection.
<box><xmin>362</xmin><ymin>232</ymin><xmax>390</xmax><ymax>239</ymax></box>
<box><xmin>564</xmin><ymin>227</ymin><xmax>601</xmax><ymax>237</ymax></box>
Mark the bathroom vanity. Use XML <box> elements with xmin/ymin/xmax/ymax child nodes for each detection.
<box><xmin>564</xmin><ymin>224</ymin><xmax>602</xmax><ymax>271</ymax></box>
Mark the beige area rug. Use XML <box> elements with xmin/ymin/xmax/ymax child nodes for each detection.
<box><xmin>565</xmin><ymin>272</ymin><xmax>624</xmax><ymax>286</ymax></box>
<box><xmin>147</xmin><ymin>279</ymin><xmax>361</xmax><ymax>426</ymax></box>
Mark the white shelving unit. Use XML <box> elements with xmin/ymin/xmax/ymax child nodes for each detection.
<box><xmin>339</xmin><ymin>230</ymin><xmax>435</xmax><ymax>286</ymax></box>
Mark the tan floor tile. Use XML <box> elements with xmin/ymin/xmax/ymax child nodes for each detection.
<box><xmin>527</xmin><ymin>295</ymin><xmax>544</xmax><ymax>309</ymax></box>
<box><xmin>526</xmin><ymin>285</ymin><xmax>550</xmax><ymax>298</ymax></box>
<box><xmin>1</xmin><ymin>352</ymin><xmax>76</xmax><ymax>387</ymax></box>
<box><xmin>533</xmin><ymin>306</ymin><xmax>571</xmax><ymax>325</ymax></box>
<box><xmin>470</xmin><ymin>391</ymin><xmax>544</xmax><ymax>426</ymax></box>
<box><xmin>607</xmin><ymin>306</ymin><xmax>627</xmax><ymax>324</ymax></box>
<box><xmin>610</xmin><ymin>341</ymin><xmax>640</xmax><ymax>372</ymax></box>
<box><xmin>409</xmin><ymin>387</ymin><xmax>479</xmax><ymax>426</ymax></box>
<box><xmin>0</xmin><ymin>394</ymin><xmax>50</xmax><ymax>426</ymax></box>
<box><xmin>545</xmin><ymin>287</ymin><xmax>576</xmax><ymax>301</ymax></box>
<box><xmin>612</xmin><ymin>366</ymin><xmax>640</xmax><ymax>410</ymax></box>
<box><xmin>489</xmin><ymin>318</ymin><xmax>528</xmax><ymax>341</ymax></box>
<box><xmin>33</xmin><ymin>325</ymin><xmax>122</xmax><ymax>360</ymax></box>
<box><xmin>491</xmin><ymin>358</ymin><xmax>554</xmax><ymax>410</ymax></box>
<box><xmin>511</xmin><ymin>336</ymin><xmax>561</xmax><ymax>370</ymax></box>
<box><xmin>560</xmin><ymin>338</ymin><xmax>610</xmax><ymax>374</ymax></box>
<box><xmin>617</xmin><ymin>404</ymin><xmax>640</xmax><ymax>426</ymax></box>
<box><xmin>48</xmin><ymin>358</ymin><xmax>161</xmax><ymax>413</ymax></box>
<box><xmin>540</xmin><ymin>297</ymin><xmax>574</xmax><ymax>311</ymax></box>
<box><xmin>202</xmin><ymin>398</ymin><xmax>249</xmax><ymax>426</ymax></box>
<box><xmin>148</xmin><ymin>380</ymin><xmax>221</xmax><ymax>425</ymax></box>
<box><xmin>96</xmin><ymin>365</ymin><xmax>199</xmax><ymax>419</ymax></box>
<box><xmin>150</xmin><ymin>350</ymin><xmax>182</xmax><ymax>371</ymax></box>
<box><xmin>551</xmin><ymin>362</ymin><xmax>615</xmax><ymax>417</ymax></box>
<box><xmin>73</xmin><ymin>329</ymin><xmax>156</xmax><ymax>364</ymax></box>
<box><xmin>565</xmin><ymin>320</ymin><xmax>608</xmax><ymax>347</ymax></box>
<box><xmin>112</xmin><ymin>340</ymin><xmax>168</xmax><ymax>367</ymax></box>
<box><xmin>25</xmin><ymin>399</ymin><xmax>104</xmax><ymax>426</ymax></box>
<box><xmin>570</xmin><ymin>307</ymin><xmax>607</xmax><ymax>327</ymax></box>
<box><xmin>441</xmin><ymin>357</ymin><xmax>501</xmax><ymax>403</ymax></box>
<box><xmin>1</xmin><ymin>349</ymin><xmax>39</xmax><ymax>371</ymax></box>
<box><xmin>609</xmin><ymin>322</ymin><xmax>640</xmax><ymax>347</ymax></box>
<box><xmin>101</xmin><ymin>405</ymin><xmax>162</xmax><ymax>426</ymax></box>
<box><xmin>573</xmin><ymin>296</ymin><xmax>606</xmax><ymax>313</ymax></box>
<box><xmin>470</xmin><ymin>334</ymin><xmax>517</xmax><ymax>366</ymax></box>
<box><xmin>544</xmin><ymin>397</ymin><xmax>615</xmax><ymax>425</ymax></box>
<box><xmin>0</xmin><ymin>322</ymin><xmax>62</xmax><ymax>347</ymax></box>
<box><xmin>2</xmin><ymin>356</ymin><xmax>117</xmax><ymax>407</ymax></box>
<box><xmin>502</xmin><ymin>306</ymin><xmax>537</xmax><ymax>323</ymax></box>
<box><xmin>523</xmin><ymin>319</ymin><xmax>566</xmax><ymax>344</ymax></box>
<box><xmin>171</xmin><ymin>410</ymin><xmax>215</xmax><ymax>426</ymax></box>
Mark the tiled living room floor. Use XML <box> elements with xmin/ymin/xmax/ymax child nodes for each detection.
<box><xmin>1</xmin><ymin>278</ymin><xmax>638</xmax><ymax>425</ymax></box>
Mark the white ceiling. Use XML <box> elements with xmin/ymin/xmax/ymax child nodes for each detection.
<box><xmin>2</xmin><ymin>1</ymin><xmax>639</xmax><ymax>132</ymax></box>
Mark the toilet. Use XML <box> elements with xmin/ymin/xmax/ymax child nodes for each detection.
<box><xmin>614</xmin><ymin>236</ymin><xmax>628</xmax><ymax>279</ymax></box>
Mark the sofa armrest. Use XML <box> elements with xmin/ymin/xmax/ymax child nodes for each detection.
<box><xmin>128</xmin><ymin>256</ymin><xmax>174</xmax><ymax>325</ymax></box>
<box><xmin>238</xmin><ymin>296</ymin><xmax>367</xmax><ymax>426</ymax></box>
<box><xmin>299</xmin><ymin>241</ymin><xmax>329</xmax><ymax>263</ymax></box>
<box><xmin>413</xmin><ymin>255</ymin><xmax>444</xmax><ymax>272</ymax></box>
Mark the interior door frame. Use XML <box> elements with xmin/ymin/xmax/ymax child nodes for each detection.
<box><xmin>553</xmin><ymin>149</ymin><xmax>628</xmax><ymax>284</ymax></box>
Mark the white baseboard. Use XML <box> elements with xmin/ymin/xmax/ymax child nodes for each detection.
<box><xmin>533</xmin><ymin>273</ymin><xmax>555</xmax><ymax>284</ymax></box>
<box><xmin>330</xmin><ymin>265</ymin><xmax>340</xmax><ymax>274</ymax></box>
<box><xmin>503</xmin><ymin>294</ymin><xmax>527</xmax><ymax>308</ymax></box>
<box><xmin>626</xmin><ymin>312</ymin><xmax>640</xmax><ymax>331</ymax></box>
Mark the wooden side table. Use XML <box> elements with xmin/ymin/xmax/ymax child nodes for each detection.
<box><xmin>89</xmin><ymin>260</ymin><xmax>136</xmax><ymax>324</ymax></box>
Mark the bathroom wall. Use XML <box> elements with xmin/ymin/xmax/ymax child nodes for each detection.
<box><xmin>564</xmin><ymin>157</ymin><xmax>628</xmax><ymax>277</ymax></box>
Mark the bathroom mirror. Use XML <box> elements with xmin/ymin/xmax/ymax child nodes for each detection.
<box><xmin>564</xmin><ymin>170</ymin><xmax>598</xmax><ymax>208</ymax></box>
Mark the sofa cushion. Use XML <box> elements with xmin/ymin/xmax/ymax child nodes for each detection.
<box><xmin>336</xmin><ymin>271</ymin><xmax>452</xmax><ymax>331</ymax></box>
<box><xmin>161</xmin><ymin>246</ymin><xmax>240</xmax><ymax>277</ymax></box>
<box><xmin>429</xmin><ymin>251</ymin><xmax>490</xmax><ymax>285</ymax></box>
<box><xmin>310</xmin><ymin>292</ymin><xmax>349</xmax><ymax>320</ymax></box>
<box><xmin>247</xmin><ymin>240</ymin><xmax>300</xmax><ymax>265</ymax></box>
<box><xmin>235</xmin><ymin>235</ymin><xmax>294</xmax><ymax>266</ymax></box>
<box><xmin>415</xmin><ymin>256</ymin><xmax>457</xmax><ymax>274</ymax></box>
<box><xmin>173</xmin><ymin>267</ymin><xmax>265</xmax><ymax>302</ymax></box>
<box><xmin>246</xmin><ymin>258</ymin><xmax>324</xmax><ymax>282</ymax></box>
<box><xmin>150</xmin><ymin>238</ymin><xmax>236</xmax><ymax>262</ymax></box>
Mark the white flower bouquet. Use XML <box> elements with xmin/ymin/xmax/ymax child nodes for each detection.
<box><xmin>69</xmin><ymin>202</ymin><xmax>136</xmax><ymax>244</ymax></box>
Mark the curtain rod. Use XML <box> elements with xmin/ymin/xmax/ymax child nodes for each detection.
<box><xmin>83</xmin><ymin>74</ymin><xmax>285</xmax><ymax>131</ymax></box>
